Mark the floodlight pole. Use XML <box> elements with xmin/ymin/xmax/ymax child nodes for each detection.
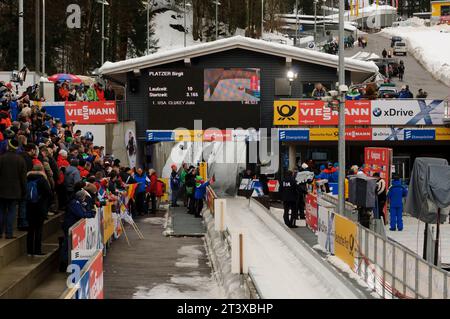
<box><xmin>18</xmin><ymin>0</ymin><xmax>24</xmax><ymax>69</ymax></box>
<box><xmin>338</xmin><ymin>0</ymin><xmax>346</xmax><ymax>216</ymax></box>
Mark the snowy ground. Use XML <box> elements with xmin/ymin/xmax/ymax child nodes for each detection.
<box><xmin>224</xmin><ymin>198</ymin><xmax>362</xmax><ymax>299</ymax></box>
<box><xmin>380</xmin><ymin>22</ymin><xmax>450</xmax><ymax>87</ymax></box>
<box><xmin>133</xmin><ymin>243</ymin><xmax>225</xmax><ymax>299</ymax></box>
<box><xmin>387</xmin><ymin>216</ymin><xmax>450</xmax><ymax>265</ymax></box>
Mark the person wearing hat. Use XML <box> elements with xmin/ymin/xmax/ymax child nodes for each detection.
<box><xmin>170</xmin><ymin>164</ymin><xmax>181</xmax><ymax>207</ymax></box>
<box><xmin>26</xmin><ymin>163</ymin><xmax>52</xmax><ymax>256</ymax></box>
<box><xmin>193</xmin><ymin>175</ymin><xmax>215</xmax><ymax>218</ymax></box>
<box><xmin>0</xmin><ymin>139</ymin><xmax>27</xmax><ymax>239</ymax></box>
<box><xmin>61</xmin><ymin>188</ymin><xmax>96</xmax><ymax>271</ymax></box>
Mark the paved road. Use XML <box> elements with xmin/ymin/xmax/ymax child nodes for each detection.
<box><xmin>345</xmin><ymin>33</ymin><xmax>450</xmax><ymax>99</ymax></box>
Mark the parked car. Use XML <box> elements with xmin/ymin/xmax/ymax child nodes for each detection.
<box><xmin>378</xmin><ymin>83</ymin><xmax>399</xmax><ymax>99</ymax></box>
<box><xmin>390</xmin><ymin>36</ymin><xmax>402</xmax><ymax>48</ymax></box>
<box><xmin>393</xmin><ymin>41</ymin><xmax>407</xmax><ymax>56</ymax></box>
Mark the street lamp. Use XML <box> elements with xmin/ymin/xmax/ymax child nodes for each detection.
<box><xmin>287</xmin><ymin>70</ymin><xmax>298</xmax><ymax>96</ymax></box>
<box><xmin>314</xmin><ymin>0</ymin><xmax>318</xmax><ymax>43</ymax></box>
<box><xmin>184</xmin><ymin>0</ymin><xmax>192</xmax><ymax>47</ymax></box>
<box><xmin>214</xmin><ymin>1</ymin><xmax>221</xmax><ymax>40</ymax></box>
<box><xmin>42</xmin><ymin>0</ymin><xmax>46</xmax><ymax>75</ymax></box>
<box><xmin>338</xmin><ymin>0</ymin><xmax>346</xmax><ymax>215</ymax></box>
<box><xmin>96</xmin><ymin>0</ymin><xmax>109</xmax><ymax>66</ymax></box>
<box><xmin>323</xmin><ymin>0</ymin><xmax>327</xmax><ymax>38</ymax></box>
<box><xmin>295</xmin><ymin>0</ymin><xmax>299</xmax><ymax>46</ymax></box>
<box><xmin>261</xmin><ymin>0</ymin><xmax>264</xmax><ymax>39</ymax></box>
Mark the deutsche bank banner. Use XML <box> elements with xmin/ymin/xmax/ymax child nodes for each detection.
<box><xmin>371</xmin><ymin>100</ymin><xmax>445</xmax><ymax>125</ymax></box>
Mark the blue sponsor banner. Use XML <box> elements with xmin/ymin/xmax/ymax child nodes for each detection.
<box><xmin>38</xmin><ymin>102</ymin><xmax>67</xmax><ymax>124</ymax></box>
<box><xmin>146</xmin><ymin>130</ymin><xmax>175</xmax><ymax>142</ymax></box>
<box><xmin>76</xmin><ymin>271</ymin><xmax>90</xmax><ymax>299</ymax></box>
<box><xmin>404</xmin><ymin>129</ymin><xmax>436</xmax><ymax>141</ymax></box>
<box><xmin>279</xmin><ymin>129</ymin><xmax>310</xmax><ymax>141</ymax></box>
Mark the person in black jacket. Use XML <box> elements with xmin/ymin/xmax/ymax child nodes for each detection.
<box><xmin>0</xmin><ymin>139</ymin><xmax>27</xmax><ymax>239</ymax></box>
<box><xmin>279</xmin><ymin>170</ymin><xmax>299</xmax><ymax>228</ymax></box>
<box><xmin>185</xmin><ymin>167</ymin><xmax>196</xmax><ymax>214</ymax></box>
<box><xmin>26</xmin><ymin>164</ymin><xmax>52</xmax><ymax>256</ymax></box>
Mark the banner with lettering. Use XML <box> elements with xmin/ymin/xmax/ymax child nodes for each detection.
<box><xmin>65</xmin><ymin>101</ymin><xmax>118</xmax><ymax>124</ymax></box>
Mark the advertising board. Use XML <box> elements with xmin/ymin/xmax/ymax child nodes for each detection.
<box><xmin>305</xmin><ymin>194</ymin><xmax>318</xmax><ymax>232</ymax></box>
<box><xmin>65</xmin><ymin>101</ymin><xmax>118</xmax><ymax>124</ymax></box>
<box><xmin>334</xmin><ymin>214</ymin><xmax>357</xmax><ymax>270</ymax></box>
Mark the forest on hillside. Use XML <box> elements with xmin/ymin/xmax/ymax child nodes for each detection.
<box><xmin>0</xmin><ymin>0</ymin><xmax>430</xmax><ymax>75</ymax></box>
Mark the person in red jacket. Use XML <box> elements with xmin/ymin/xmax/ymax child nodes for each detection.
<box><xmin>77</xmin><ymin>159</ymin><xmax>90</xmax><ymax>179</ymax></box>
<box><xmin>58</xmin><ymin>82</ymin><xmax>70</xmax><ymax>101</ymax></box>
<box><xmin>148</xmin><ymin>168</ymin><xmax>158</xmax><ymax>214</ymax></box>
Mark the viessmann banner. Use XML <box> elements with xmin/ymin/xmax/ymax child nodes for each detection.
<box><xmin>65</xmin><ymin>101</ymin><xmax>118</xmax><ymax>124</ymax></box>
<box><xmin>274</xmin><ymin>99</ymin><xmax>446</xmax><ymax>126</ymax></box>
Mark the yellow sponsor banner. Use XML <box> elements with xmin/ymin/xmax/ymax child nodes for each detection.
<box><xmin>273</xmin><ymin>101</ymin><xmax>299</xmax><ymax>126</ymax></box>
<box><xmin>435</xmin><ymin>128</ymin><xmax>450</xmax><ymax>141</ymax></box>
<box><xmin>199</xmin><ymin>162</ymin><xmax>208</xmax><ymax>181</ymax></box>
<box><xmin>174</xmin><ymin>130</ymin><xmax>203</xmax><ymax>142</ymax></box>
<box><xmin>309</xmin><ymin>128</ymin><xmax>339</xmax><ymax>141</ymax></box>
<box><xmin>161</xmin><ymin>178</ymin><xmax>169</xmax><ymax>202</ymax></box>
<box><xmin>334</xmin><ymin>214</ymin><xmax>357</xmax><ymax>270</ymax></box>
<box><xmin>102</xmin><ymin>204</ymin><xmax>114</xmax><ymax>244</ymax></box>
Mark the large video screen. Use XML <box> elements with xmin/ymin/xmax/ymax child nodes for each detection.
<box><xmin>146</xmin><ymin>68</ymin><xmax>261</xmax><ymax>130</ymax></box>
<box><xmin>204</xmin><ymin>68</ymin><xmax>260</xmax><ymax>103</ymax></box>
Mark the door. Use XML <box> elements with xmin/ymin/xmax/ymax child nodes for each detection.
<box><xmin>393</xmin><ymin>156</ymin><xmax>411</xmax><ymax>182</ymax></box>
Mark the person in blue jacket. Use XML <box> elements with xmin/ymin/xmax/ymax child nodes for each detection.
<box><xmin>387</xmin><ymin>175</ymin><xmax>408</xmax><ymax>231</ymax></box>
<box><xmin>133</xmin><ymin>168</ymin><xmax>149</xmax><ymax>216</ymax></box>
<box><xmin>193</xmin><ymin>175</ymin><xmax>214</xmax><ymax>218</ymax></box>
<box><xmin>60</xmin><ymin>190</ymin><xmax>96</xmax><ymax>271</ymax></box>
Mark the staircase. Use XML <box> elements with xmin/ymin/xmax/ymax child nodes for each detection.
<box><xmin>0</xmin><ymin>213</ymin><xmax>65</xmax><ymax>299</ymax></box>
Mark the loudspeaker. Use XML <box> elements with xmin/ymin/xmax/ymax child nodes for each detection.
<box><xmin>129</xmin><ymin>79</ymin><xmax>140</xmax><ymax>94</ymax></box>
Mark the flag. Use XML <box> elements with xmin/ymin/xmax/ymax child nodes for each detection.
<box><xmin>127</xmin><ymin>183</ymin><xmax>138</xmax><ymax>200</ymax></box>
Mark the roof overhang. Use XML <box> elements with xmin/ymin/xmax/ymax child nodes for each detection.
<box><xmin>99</xmin><ymin>36</ymin><xmax>378</xmax><ymax>79</ymax></box>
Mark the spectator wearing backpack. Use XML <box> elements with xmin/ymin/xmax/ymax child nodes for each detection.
<box><xmin>170</xmin><ymin>164</ymin><xmax>181</xmax><ymax>207</ymax></box>
<box><xmin>64</xmin><ymin>159</ymin><xmax>82</xmax><ymax>201</ymax></box>
<box><xmin>0</xmin><ymin>139</ymin><xmax>27</xmax><ymax>239</ymax></box>
<box><xmin>26</xmin><ymin>164</ymin><xmax>52</xmax><ymax>256</ymax></box>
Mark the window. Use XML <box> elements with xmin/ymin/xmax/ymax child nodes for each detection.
<box><xmin>302</xmin><ymin>82</ymin><xmax>333</xmax><ymax>98</ymax></box>
<box><xmin>275</xmin><ymin>78</ymin><xmax>291</xmax><ymax>96</ymax></box>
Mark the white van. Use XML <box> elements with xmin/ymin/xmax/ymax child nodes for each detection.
<box><xmin>393</xmin><ymin>41</ymin><xmax>407</xmax><ymax>56</ymax></box>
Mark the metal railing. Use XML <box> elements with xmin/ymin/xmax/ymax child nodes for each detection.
<box><xmin>356</xmin><ymin>224</ymin><xmax>449</xmax><ymax>299</ymax></box>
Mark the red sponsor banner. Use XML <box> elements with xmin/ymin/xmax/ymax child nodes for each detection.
<box><xmin>345</xmin><ymin>128</ymin><xmax>373</xmax><ymax>141</ymax></box>
<box><xmin>89</xmin><ymin>251</ymin><xmax>104</xmax><ymax>299</ymax></box>
<box><xmin>71</xmin><ymin>219</ymin><xmax>86</xmax><ymax>251</ymax></box>
<box><xmin>297</xmin><ymin>100</ymin><xmax>371</xmax><ymax>125</ymax></box>
<box><xmin>65</xmin><ymin>101</ymin><xmax>118</xmax><ymax>124</ymax></box>
<box><xmin>203</xmin><ymin>129</ymin><xmax>232</xmax><ymax>142</ymax></box>
<box><xmin>365</xmin><ymin>147</ymin><xmax>393</xmax><ymax>219</ymax></box>
<box><xmin>305</xmin><ymin>193</ymin><xmax>318</xmax><ymax>232</ymax></box>
<box><xmin>267</xmin><ymin>180</ymin><xmax>279</xmax><ymax>192</ymax></box>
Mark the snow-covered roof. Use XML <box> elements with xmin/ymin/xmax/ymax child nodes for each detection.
<box><xmin>99</xmin><ymin>36</ymin><xmax>378</xmax><ymax>76</ymax></box>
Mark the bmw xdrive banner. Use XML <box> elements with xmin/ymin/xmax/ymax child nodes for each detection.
<box><xmin>371</xmin><ymin>100</ymin><xmax>445</xmax><ymax>125</ymax></box>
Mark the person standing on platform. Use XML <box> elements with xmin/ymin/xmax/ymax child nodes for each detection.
<box><xmin>280</xmin><ymin>170</ymin><xmax>299</xmax><ymax>228</ymax></box>
<box><xmin>387</xmin><ymin>175</ymin><xmax>408</xmax><ymax>231</ymax></box>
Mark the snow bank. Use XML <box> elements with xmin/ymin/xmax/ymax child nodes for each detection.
<box><xmin>203</xmin><ymin>209</ymin><xmax>250</xmax><ymax>299</ymax></box>
<box><xmin>381</xmin><ymin>24</ymin><xmax>450</xmax><ymax>87</ymax></box>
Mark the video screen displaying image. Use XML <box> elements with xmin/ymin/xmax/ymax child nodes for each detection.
<box><xmin>204</xmin><ymin>68</ymin><xmax>261</xmax><ymax>102</ymax></box>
